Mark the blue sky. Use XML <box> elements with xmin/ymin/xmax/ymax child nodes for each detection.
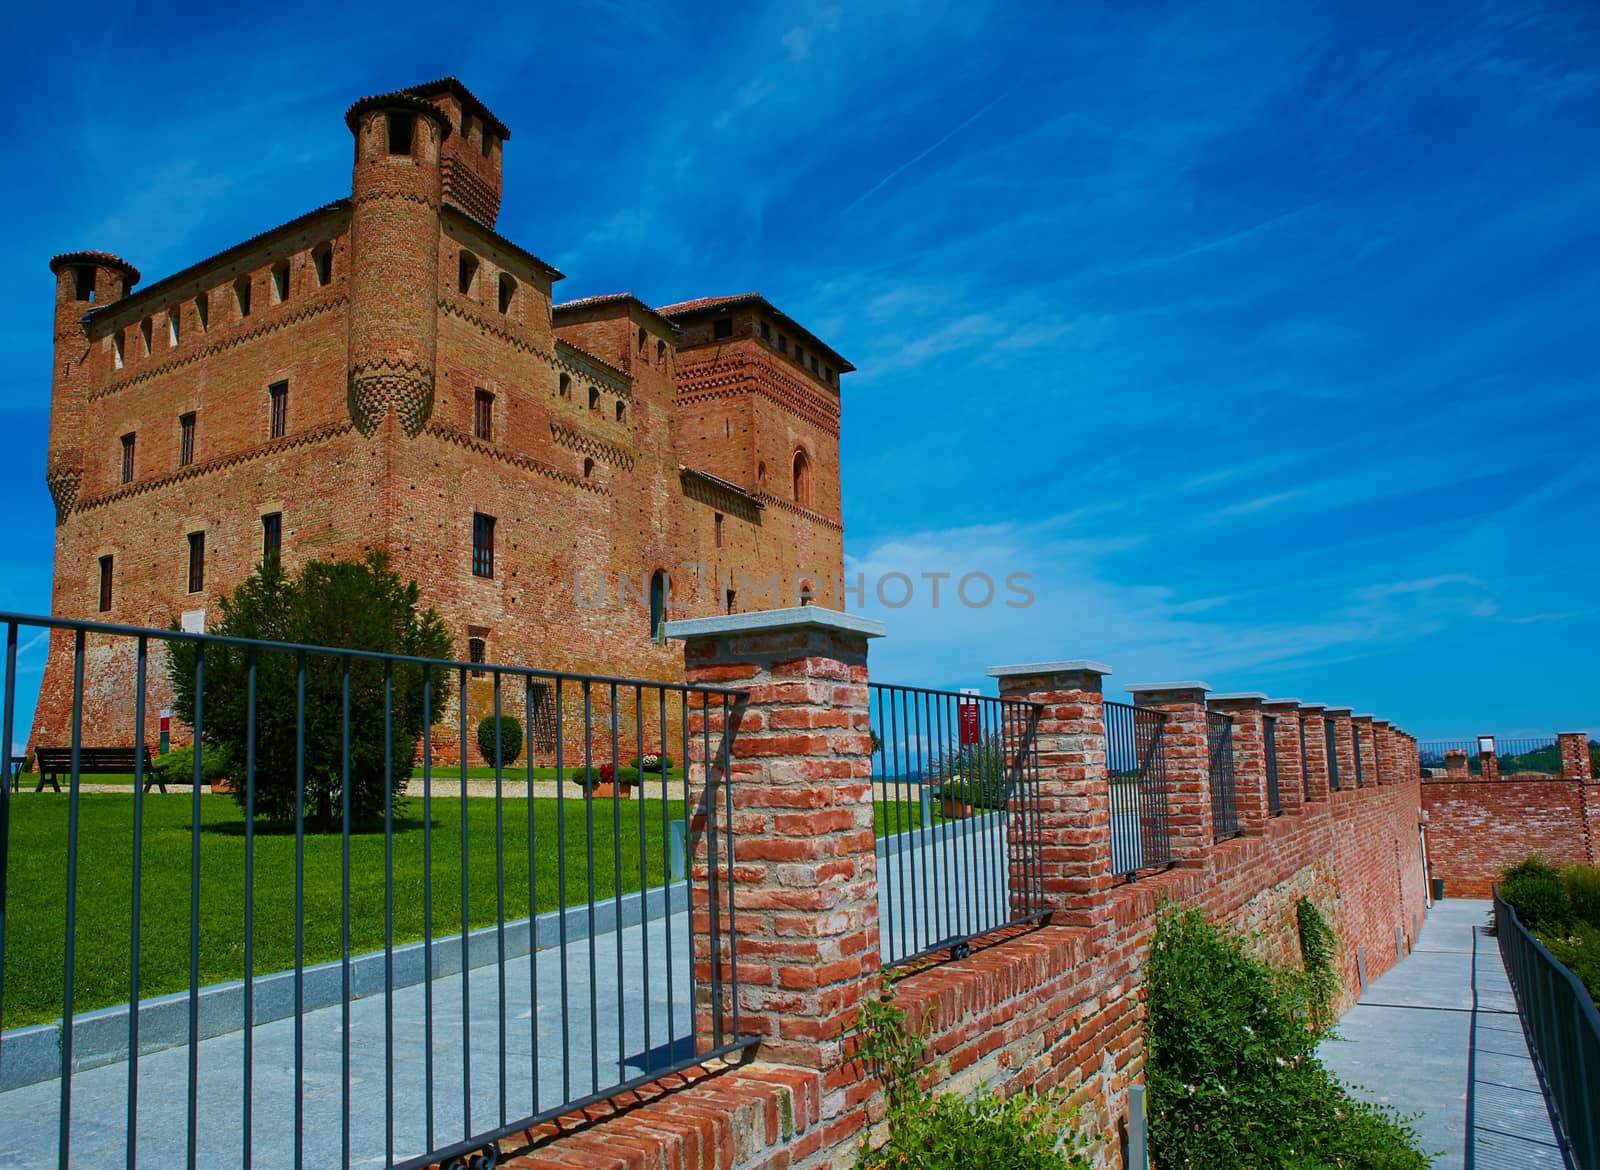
<box><xmin>1</xmin><ymin>0</ymin><xmax>1596</xmax><ymax>738</ymax></box>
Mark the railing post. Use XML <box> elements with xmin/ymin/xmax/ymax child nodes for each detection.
<box><xmin>664</xmin><ymin>607</ymin><xmax>883</xmax><ymax>1088</ymax></box>
<box><xmin>1209</xmin><ymin>694</ymin><xmax>1269</xmax><ymax>833</ymax></box>
<box><xmin>1558</xmin><ymin>732</ymin><xmax>1593</xmax><ymax>781</ymax></box>
<box><xmin>1299</xmin><ymin>704</ymin><xmax>1331</xmax><ymax>801</ymax></box>
<box><xmin>1126</xmin><ymin>683</ymin><xmax>1212</xmax><ymax>864</ymax></box>
<box><xmin>987</xmin><ymin>660</ymin><xmax>1112</xmax><ymax>931</ymax></box>
<box><xmin>1371</xmin><ymin>720</ymin><xmax>1394</xmax><ymax>784</ymax></box>
<box><xmin>1478</xmin><ymin>737</ymin><xmax>1501</xmax><ymax>781</ymax></box>
<box><xmin>1264</xmin><ymin>699</ymin><xmax>1305</xmax><ymax>814</ymax></box>
<box><xmin>1325</xmin><ymin>708</ymin><xmax>1357</xmax><ymax>789</ymax></box>
<box><xmin>1351</xmin><ymin>714</ymin><xmax>1376</xmax><ymax>787</ymax></box>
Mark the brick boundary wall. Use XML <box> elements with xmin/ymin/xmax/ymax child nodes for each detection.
<box><xmin>477</xmin><ymin>615</ymin><xmax>1429</xmax><ymax>1170</ymax></box>
<box><xmin>1421</xmin><ymin>731</ymin><xmax>1598</xmax><ymax>896</ymax></box>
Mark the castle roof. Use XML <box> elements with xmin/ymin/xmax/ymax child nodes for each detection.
<box><xmin>553</xmin><ymin>292</ymin><xmax>680</xmax><ymax>335</ymax></box>
<box><xmin>343</xmin><ymin>92</ymin><xmax>454</xmax><ymax>138</ymax></box>
<box><xmin>655</xmin><ymin>293</ymin><xmax>854</xmax><ymax>372</ymax></box>
<box><xmin>402</xmin><ymin>77</ymin><xmax>512</xmax><ymax>140</ymax></box>
<box><xmin>49</xmin><ymin>251</ymin><xmax>141</xmax><ymax>284</ymax></box>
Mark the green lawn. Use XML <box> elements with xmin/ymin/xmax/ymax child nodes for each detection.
<box><xmin>3</xmin><ymin>792</ymin><xmax>940</xmax><ymax>1029</ymax></box>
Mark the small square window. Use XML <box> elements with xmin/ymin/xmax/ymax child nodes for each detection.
<box><xmin>713</xmin><ymin>317</ymin><xmax>733</xmax><ymax>339</ymax></box>
<box><xmin>472</xmin><ymin>512</ymin><xmax>495</xmax><ymax>578</ymax></box>
<box><xmin>474</xmin><ymin>389</ymin><xmax>494</xmax><ymax>441</ymax></box>
<box><xmin>262</xmin><ymin>512</ymin><xmax>282</xmax><ymax>562</ymax></box>
<box><xmin>269</xmin><ymin>381</ymin><xmax>288</xmax><ymax>438</ymax></box>
<box><xmin>187</xmin><ymin>531</ymin><xmax>206</xmax><ymax>594</ymax></box>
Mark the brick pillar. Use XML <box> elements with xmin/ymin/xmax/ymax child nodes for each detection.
<box><xmin>1372</xmin><ymin>720</ymin><xmax>1393</xmax><ymax>784</ymax></box>
<box><xmin>1209</xmin><ymin>693</ymin><xmax>1269</xmax><ymax>832</ymax></box>
<box><xmin>1444</xmin><ymin>749</ymin><xmax>1468</xmax><ymax>780</ymax></box>
<box><xmin>1325</xmin><ymin>708</ymin><xmax>1356</xmax><ymax>791</ymax></box>
<box><xmin>1558</xmin><ymin>732</ymin><xmax>1594</xmax><ymax>781</ymax></box>
<box><xmin>988</xmin><ymin>660</ymin><xmax>1113</xmax><ymax>932</ymax></box>
<box><xmin>1351</xmin><ymin>714</ymin><xmax>1375</xmax><ymax>787</ymax></box>
<box><xmin>1401</xmin><ymin>731</ymin><xmax>1420</xmax><ymax>784</ymax></box>
<box><xmin>1126</xmin><ymin>683</ymin><xmax>1212</xmax><ymax>863</ymax></box>
<box><xmin>1264</xmin><ymin>699</ymin><xmax>1305</xmax><ymax>814</ymax></box>
<box><xmin>665</xmin><ymin>606</ymin><xmax>883</xmax><ymax>1094</ymax></box>
<box><xmin>1478</xmin><ymin>737</ymin><xmax>1500</xmax><ymax>781</ymax></box>
<box><xmin>1299</xmin><ymin>704</ymin><xmax>1331</xmax><ymax>802</ymax></box>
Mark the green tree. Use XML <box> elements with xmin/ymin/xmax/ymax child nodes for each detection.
<box><xmin>168</xmin><ymin>552</ymin><xmax>451</xmax><ymax>830</ymax></box>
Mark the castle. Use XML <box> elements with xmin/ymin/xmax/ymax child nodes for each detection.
<box><xmin>35</xmin><ymin>78</ymin><xmax>848</xmax><ymax>754</ymax></box>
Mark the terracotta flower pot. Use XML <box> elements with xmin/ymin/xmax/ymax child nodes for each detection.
<box><xmin>940</xmin><ymin>795</ymin><xmax>971</xmax><ymax>819</ymax></box>
<box><xmin>210</xmin><ymin>778</ymin><xmax>234</xmax><ymax>794</ymax></box>
<box><xmin>590</xmin><ymin>782</ymin><xmax>634</xmax><ymax>800</ymax></box>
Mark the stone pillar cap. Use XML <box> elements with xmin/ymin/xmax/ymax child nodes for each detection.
<box><xmin>1126</xmin><ymin>681</ymin><xmax>1211</xmax><ymax>695</ymax></box>
<box><xmin>1324</xmin><ymin>706</ymin><xmax>1354</xmax><ymax>715</ymax></box>
<box><xmin>1298</xmin><ymin>702</ymin><xmax>1328</xmax><ymax>711</ymax></box>
<box><xmin>1263</xmin><ymin>697</ymin><xmax>1303</xmax><ymax>706</ymax></box>
<box><xmin>1352</xmin><ymin>713</ymin><xmax>1375</xmax><ymax>721</ymax></box>
<box><xmin>663</xmin><ymin>606</ymin><xmax>886</xmax><ymax>640</ymax></box>
<box><xmin>986</xmin><ymin>659</ymin><xmax>1111</xmax><ymax>678</ymax></box>
<box><xmin>1209</xmin><ymin>692</ymin><xmax>1268</xmax><ymax>703</ymax></box>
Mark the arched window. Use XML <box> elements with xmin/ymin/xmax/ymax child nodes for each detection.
<box><xmin>588</xmin><ymin>386</ymin><xmax>599</xmax><ymax>411</ymax></box>
<box><xmin>615</xmin><ymin>401</ymin><xmax>626</xmax><ymax>423</ymax></box>
<box><xmin>583</xmin><ymin>457</ymin><xmax>595</xmax><ymax>478</ymax></box>
<box><xmin>559</xmin><ymin>372</ymin><xmax>571</xmax><ymax>397</ymax></box>
<box><xmin>649</xmin><ymin>570</ymin><xmax>668</xmax><ymax>641</ymax></box>
<box><xmin>387</xmin><ymin>112</ymin><xmax>415</xmax><ymax>155</ymax></box>
<box><xmin>757</xmin><ymin>460</ymin><xmax>766</xmax><ymax>488</ymax></box>
<box><xmin>498</xmin><ymin>273</ymin><xmax>516</xmax><ymax>314</ymax></box>
<box><xmin>638</xmin><ymin>325</ymin><xmax>648</xmax><ymax>353</ymax></box>
<box><xmin>458</xmin><ymin>251</ymin><xmax>479</xmax><ymax>297</ymax></box>
<box><xmin>792</xmin><ymin>449</ymin><xmax>812</xmax><ymax>508</ymax></box>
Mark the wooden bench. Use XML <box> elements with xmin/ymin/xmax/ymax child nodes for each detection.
<box><xmin>30</xmin><ymin>746</ymin><xmax>171</xmax><ymax>793</ymax></box>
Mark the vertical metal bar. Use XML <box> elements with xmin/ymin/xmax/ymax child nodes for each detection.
<box><xmin>679</xmin><ymin>690</ymin><xmax>691</xmax><ymax>1051</ymax></box>
<box><xmin>383</xmin><ymin>661</ymin><xmax>394</xmax><ymax>1167</ymax></box>
<box><xmin>242</xmin><ymin>648</ymin><xmax>257</xmax><ymax>1170</ymax></box>
<box><xmin>58</xmin><ymin>628</ymin><xmax>86</xmax><ymax>1170</ymax></box>
<box><xmin>935</xmin><ymin>692</ymin><xmax>955</xmax><ymax>943</ymax></box>
<box><xmin>293</xmin><ymin>650</ymin><xmax>305</xmax><ymax>1170</ymax></box>
<box><xmin>494</xmin><ymin>672</ymin><xmax>507</xmax><ymax>1128</ymax></box>
<box><xmin>185</xmin><ymin>641</ymin><xmax>203</xmax><ymax>1170</ymax></box>
<box><xmin>127</xmin><ymin>635</ymin><xmax>147</xmax><ymax>1170</ymax></box>
<box><xmin>524</xmin><ymin>676</ymin><xmax>539</xmax><ymax>1116</ymax></box>
<box><xmin>584</xmin><ymin>682</ymin><xmax>598</xmax><ymax>1095</ymax></box>
<box><xmin>340</xmin><ymin>656</ymin><xmax>352</xmax><ymax>1170</ymax></box>
<box><xmin>458</xmin><ymin>665</ymin><xmax>471</xmax><ymax>1140</ymax></box>
<box><xmin>722</xmin><ymin>692</ymin><xmax>740</xmax><ymax>1038</ymax></box>
<box><xmin>555</xmin><ymin>677</ymin><xmax>570</xmax><ymax>1108</ymax></box>
<box><xmin>610</xmin><ymin>682</ymin><xmax>624</xmax><ymax>1086</ymax></box>
<box><xmin>0</xmin><ymin>622</ymin><xmax>14</xmax><ymax>1078</ymax></box>
<box><xmin>635</xmin><ymin>687</ymin><xmax>651</xmax><ymax>1074</ymax></box>
<box><xmin>891</xmin><ymin>687</ymin><xmax>909</xmax><ymax>963</ymax></box>
<box><xmin>703</xmin><ymin>689</ymin><xmax>722</xmax><ymax>1045</ymax></box>
<box><xmin>657</xmin><ymin>686</ymin><xmax>672</xmax><ymax>1071</ymax></box>
<box><xmin>422</xmin><ymin>664</ymin><xmax>436</xmax><ymax>1152</ymax></box>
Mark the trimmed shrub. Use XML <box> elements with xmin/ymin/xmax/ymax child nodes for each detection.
<box><xmin>476</xmin><ymin>714</ymin><xmax>522</xmax><ymax>768</ymax></box>
<box><xmin>628</xmin><ymin>754</ymin><xmax>675</xmax><ymax>771</ymax></box>
<box><xmin>1146</xmin><ymin>906</ymin><xmax>1429</xmax><ymax>1169</ymax></box>
<box><xmin>1561</xmin><ymin>864</ymin><xmax>1600</xmax><ymax>929</ymax></box>
<box><xmin>1500</xmin><ymin>857</ymin><xmax>1572</xmax><ymax>929</ymax></box>
<box><xmin>155</xmin><ymin>743</ymin><xmax>234</xmax><ymax>784</ymax></box>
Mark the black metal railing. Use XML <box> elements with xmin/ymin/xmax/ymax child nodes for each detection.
<box><xmin>1207</xmin><ymin>712</ymin><xmax>1240</xmax><ymax>841</ymax></box>
<box><xmin>1105</xmin><ymin>700</ymin><xmax>1171</xmax><ymax>877</ymax></box>
<box><xmin>1263</xmin><ymin>715</ymin><xmax>1282</xmax><ymax>815</ymax></box>
<box><xmin>0</xmin><ymin>611</ymin><xmax>753</xmax><ymax>1170</ymax></box>
<box><xmin>1494</xmin><ymin>886</ymin><xmax>1600</xmax><ymax>1170</ymax></box>
<box><xmin>1418</xmin><ymin>737</ymin><xmax>1566</xmax><ymax>777</ymax></box>
<box><xmin>1353</xmin><ymin>724</ymin><xmax>1364</xmax><ymax>787</ymax></box>
<box><xmin>1325</xmin><ymin>721</ymin><xmax>1341</xmax><ymax>791</ymax></box>
<box><xmin>867</xmin><ymin>683</ymin><xmax>1042</xmax><ymax>966</ymax></box>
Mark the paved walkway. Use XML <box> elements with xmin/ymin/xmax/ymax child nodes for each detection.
<box><xmin>1318</xmin><ymin>898</ymin><xmax>1571</xmax><ymax>1170</ymax></box>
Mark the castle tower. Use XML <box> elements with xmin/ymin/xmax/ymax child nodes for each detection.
<box><xmin>45</xmin><ymin>251</ymin><xmax>139</xmax><ymax>520</ymax></box>
<box><xmin>344</xmin><ymin>92</ymin><xmax>450</xmax><ymax>437</ymax></box>
<box><xmin>403</xmin><ymin>78</ymin><xmax>508</xmax><ymax>227</ymax></box>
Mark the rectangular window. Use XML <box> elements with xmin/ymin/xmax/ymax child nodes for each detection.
<box><xmin>269</xmin><ymin>381</ymin><xmax>288</xmax><ymax>438</ymax></box>
<box><xmin>262</xmin><ymin>512</ymin><xmax>282</xmax><ymax>562</ymax></box>
<box><xmin>714</xmin><ymin>511</ymin><xmax>724</xmax><ymax>548</ymax></box>
<box><xmin>474</xmin><ymin>389</ymin><xmax>494</xmax><ymax>440</ymax></box>
<box><xmin>713</xmin><ymin>317</ymin><xmax>733</xmax><ymax>339</ymax></box>
<box><xmin>777</xmin><ymin>334</ymin><xmax>788</xmax><ymax>354</ymax></box>
<box><xmin>187</xmin><ymin>531</ymin><xmax>205</xmax><ymax>594</ymax></box>
<box><xmin>97</xmin><ymin>555</ymin><xmax>113</xmax><ymax>613</ymax></box>
<box><xmin>468</xmin><ymin>636</ymin><xmax>487</xmax><ymax>678</ymax></box>
<box><xmin>120</xmin><ymin>433</ymin><xmax>135</xmax><ymax>484</ymax></box>
<box><xmin>168</xmin><ymin>307</ymin><xmax>181</xmax><ymax>348</ymax></box>
<box><xmin>178</xmin><ymin>412</ymin><xmax>195</xmax><ymax>467</ymax></box>
<box><xmin>472</xmin><ymin>512</ymin><xmax>495</xmax><ymax>578</ymax></box>
<box><xmin>759</xmin><ymin>321</ymin><xmax>771</xmax><ymax>341</ymax></box>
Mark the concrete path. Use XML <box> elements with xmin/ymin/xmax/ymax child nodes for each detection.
<box><xmin>1318</xmin><ymin>898</ymin><xmax>1571</xmax><ymax>1170</ymax></box>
